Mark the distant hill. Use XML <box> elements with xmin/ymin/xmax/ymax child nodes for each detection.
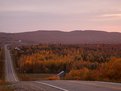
<box><xmin>0</xmin><ymin>30</ymin><xmax>121</xmax><ymax>44</ymax></box>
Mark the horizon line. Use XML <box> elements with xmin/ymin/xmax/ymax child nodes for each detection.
<box><xmin>1</xmin><ymin>30</ymin><xmax>121</xmax><ymax>34</ymax></box>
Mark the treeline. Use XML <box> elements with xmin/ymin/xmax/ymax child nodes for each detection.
<box><xmin>12</xmin><ymin>44</ymin><xmax>121</xmax><ymax>82</ymax></box>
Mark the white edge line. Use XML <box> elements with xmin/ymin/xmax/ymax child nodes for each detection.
<box><xmin>35</xmin><ymin>81</ymin><xmax>69</xmax><ymax>91</ymax></box>
<box><xmin>9</xmin><ymin>50</ymin><xmax>18</xmax><ymax>82</ymax></box>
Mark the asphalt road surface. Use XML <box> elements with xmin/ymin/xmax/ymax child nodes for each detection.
<box><xmin>5</xmin><ymin>45</ymin><xmax>18</xmax><ymax>82</ymax></box>
<box><xmin>4</xmin><ymin>45</ymin><xmax>121</xmax><ymax>91</ymax></box>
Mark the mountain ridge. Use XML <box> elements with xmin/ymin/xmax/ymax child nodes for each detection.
<box><xmin>0</xmin><ymin>30</ymin><xmax>121</xmax><ymax>44</ymax></box>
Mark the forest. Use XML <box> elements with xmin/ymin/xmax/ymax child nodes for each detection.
<box><xmin>11</xmin><ymin>44</ymin><xmax>121</xmax><ymax>82</ymax></box>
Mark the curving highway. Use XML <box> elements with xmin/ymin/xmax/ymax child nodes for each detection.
<box><xmin>4</xmin><ymin>45</ymin><xmax>18</xmax><ymax>82</ymax></box>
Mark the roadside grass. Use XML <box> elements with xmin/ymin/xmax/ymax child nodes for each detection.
<box><xmin>0</xmin><ymin>81</ymin><xmax>14</xmax><ymax>91</ymax></box>
<box><xmin>17</xmin><ymin>73</ymin><xmax>58</xmax><ymax>81</ymax></box>
<box><xmin>47</xmin><ymin>75</ymin><xmax>60</xmax><ymax>80</ymax></box>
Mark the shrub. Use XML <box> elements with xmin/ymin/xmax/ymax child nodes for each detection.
<box><xmin>65</xmin><ymin>68</ymin><xmax>90</xmax><ymax>80</ymax></box>
<box><xmin>99</xmin><ymin>58</ymin><xmax>121</xmax><ymax>82</ymax></box>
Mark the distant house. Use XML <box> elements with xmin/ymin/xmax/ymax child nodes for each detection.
<box><xmin>18</xmin><ymin>40</ymin><xmax>22</xmax><ymax>43</ymax></box>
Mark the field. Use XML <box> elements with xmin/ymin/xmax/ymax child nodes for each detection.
<box><xmin>11</xmin><ymin>44</ymin><xmax>121</xmax><ymax>82</ymax></box>
<box><xmin>18</xmin><ymin>73</ymin><xmax>58</xmax><ymax>81</ymax></box>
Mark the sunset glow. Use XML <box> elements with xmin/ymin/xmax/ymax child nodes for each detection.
<box><xmin>0</xmin><ymin>0</ymin><xmax>121</xmax><ymax>33</ymax></box>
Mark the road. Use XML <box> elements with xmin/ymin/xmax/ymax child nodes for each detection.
<box><xmin>4</xmin><ymin>45</ymin><xmax>18</xmax><ymax>82</ymax></box>
<box><xmin>4</xmin><ymin>45</ymin><xmax>121</xmax><ymax>91</ymax></box>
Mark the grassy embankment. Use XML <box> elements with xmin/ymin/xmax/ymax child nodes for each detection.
<box><xmin>18</xmin><ymin>73</ymin><xmax>59</xmax><ymax>81</ymax></box>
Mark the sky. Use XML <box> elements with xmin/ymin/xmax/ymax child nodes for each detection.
<box><xmin>0</xmin><ymin>0</ymin><xmax>121</xmax><ymax>33</ymax></box>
